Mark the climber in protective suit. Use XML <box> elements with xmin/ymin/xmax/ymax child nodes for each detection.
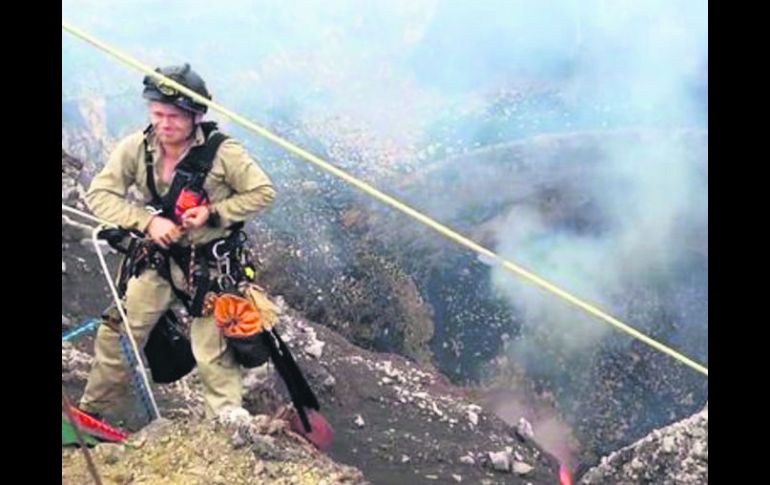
<box><xmin>79</xmin><ymin>64</ymin><xmax>332</xmax><ymax>449</ymax></box>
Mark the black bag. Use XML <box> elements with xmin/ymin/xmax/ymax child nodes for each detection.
<box><xmin>226</xmin><ymin>333</ymin><xmax>271</xmax><ymax>368</ymax></box>
<box><xmin>143</xmin><ymin>310</ymin><xmax>196</xmax><ymax>383</ymax></box>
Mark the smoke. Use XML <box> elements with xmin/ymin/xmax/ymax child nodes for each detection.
<box><xmin>490</xmin><ymin>130</ymin><xmax>707</xmax><ymax>355</ymax></box>
<box><xmin>475</xmin><ymin>2</ymin><xmax>708</xmax><ymax>463</ymax></box>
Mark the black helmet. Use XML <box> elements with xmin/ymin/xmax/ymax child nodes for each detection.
<box><xmin>142</xmin><ymin>63</ymin><xmax>212</xmax><ymax>114</ymax></box>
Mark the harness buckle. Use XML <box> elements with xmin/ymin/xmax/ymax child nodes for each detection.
<box><xmin>217</xmin><ymin>273</ymin><xmax>237</xmax><ymax>291</ymax></box>
<box><xmin>145</xmin><ymin>205</ymin><xmax>163</xmax><ymax>216</ymax></box>
<box><xmin>211</xmin><ymin>240</ymin><xmax>229</xmax><ymax>260</ymax></box>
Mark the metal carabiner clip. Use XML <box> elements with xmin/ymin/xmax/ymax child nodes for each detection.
<box><xmin>211</xmin><ymin>240</ymin><xmax>230</xmax><ymax>260</ymax></box>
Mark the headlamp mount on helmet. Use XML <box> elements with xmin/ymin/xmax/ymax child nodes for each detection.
<box><xmin>142</xmin><ymin>63</ymin><xmax>212</xmax><ymax>114</ymax></box>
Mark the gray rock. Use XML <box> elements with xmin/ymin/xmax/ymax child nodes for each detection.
<box><xmin>580</xmin><ymin>407</ymin><xmax>708</xmax><ymax>485</ymax></box>
<box><xmin>488</xmin><ymin>451</ymin><xmax>511</xmax><ymax>472</ymax></box>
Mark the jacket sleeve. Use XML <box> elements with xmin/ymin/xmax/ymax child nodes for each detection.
<box><xmin>85</xmin><ymin>135</ymin><xmax>156</xmax><ymax>231</ymax></box>
<box><xmin>209</xmin><ymin>139</ymin><xmax>276</xmax><ymax>226</ymax></box>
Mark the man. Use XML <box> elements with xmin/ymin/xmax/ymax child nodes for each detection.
<box><xmin>79</xmin><ymin>63</ymin><xmax>276</xmax><ymax>419</ymax></box>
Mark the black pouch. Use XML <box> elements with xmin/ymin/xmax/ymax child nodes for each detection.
<box><xmin>226</xmin><ymin>333</ymin><xmax>271</xmax><ymax>368</ymax></box>
<box><xmin>144</xmin><ymin>310</ymin><xmax>196</xmax><ymax>383</ymax></box>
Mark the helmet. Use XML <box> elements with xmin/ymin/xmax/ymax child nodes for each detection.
<box><xmin>142</xmin><ymin>63</ymin><xmax>212</xmax><ymax>114</ymax></box>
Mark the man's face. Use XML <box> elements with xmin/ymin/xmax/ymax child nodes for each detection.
<box><xmin>148</xmin><ymin>101</ymin><xmax>195</xmax><ymax>146</ymax></box>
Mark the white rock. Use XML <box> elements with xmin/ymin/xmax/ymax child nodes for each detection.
<box><xmin>488</xmin><ymin>451</ymin><xmax>511</xmax><ymax>472</ymax></box>
<box><xmin>662</xmin><ymin>436</ymin><xmax>676</xmax><ymax>453</ymax></box>
<box><xmin>304</xmin><ymin>340</ymin><xmax>325</xmax><ymax>359</ymax></box>
<box><xmin>468</xmin><ymin>411</ymin><xmax>479</xmax><ymax>426</ymax></box>
<box><xmin>432</xmin><ymin>402</ymin><xmax>443</xmax><ymax>417</ymax></box>
<box><xmin>322</xmin><ymin>375</ymin><xmax>336</xmax><ymax>388</ymax></box>
<box><xmin>517</xmin><ymin>418</ymin><xmax>534</xmax><ymax>439</ymax></box>
<box><xmin>512</xmin><ymin>461</ymin><xmax>533</xmax><ymax>475</ymax></box>
<box><xmin>459</xmin><ymin>454</ymin><xmax>476</xmax><ymax>465</ymax></box>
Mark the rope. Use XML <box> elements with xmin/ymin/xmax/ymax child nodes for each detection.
<box><xmin>90</xmin><ymin>225</ymin><xmax>162</xmax><ymax>420</ymax></box>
